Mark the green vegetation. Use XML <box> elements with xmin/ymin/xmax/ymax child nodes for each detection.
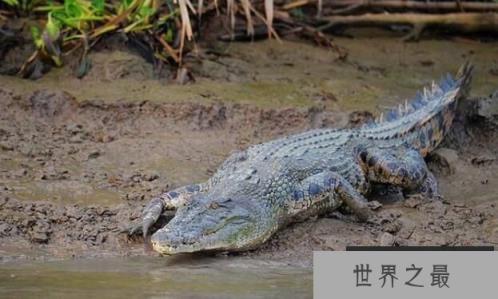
<box><xmin>1</xmin><ymin>0</ymin><xmax>44</xmax><ymax>14</ymax></box>
<box><xmin>0</xmin><ymin>0</ymin><xmax>186</xmax><ymax>76</ymax></box>
<box><xmin>0</xmin><ymin>0</ymin><xmax>275</xmax><ymax>78</ymax></box>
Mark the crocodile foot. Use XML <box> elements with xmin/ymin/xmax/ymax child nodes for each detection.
<box><xmin>121</xmin><ymin>210</ymin><xmax>176</xmax><ymax>239</ymax></box>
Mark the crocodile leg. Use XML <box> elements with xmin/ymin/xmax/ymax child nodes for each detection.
<box><xmin>128</xmin><ymin>183</ymin><xmax>207</xmax><ymax>238</ymax></box>
<box><xmin>289</xmin><ymin>171</ymin><xmax>371</xmax><ymax>221</ymax></box>
<box><xmin>406</xmin><ymin>170</ymin><xmax>441</xmax><ymax>199</ymax></box>
<box><xmin>359</xmin><ymin>146</ymin><xmax>440</xmax><ymax>198</ymax></box>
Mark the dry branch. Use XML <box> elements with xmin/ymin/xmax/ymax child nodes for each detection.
<box><xmin>283</xmin><ymin>0</ymin><xmax>498</xmax><ymax>14</ymax></box>
<box><xmin>319</xmin><ymin>12</ymin><xmax>498</xmax><ymax>40</ymax></box>
<box><xmin>333</xmin><ymin>0</ymin><xmax>498</xmax><ymax>13</ymax></box>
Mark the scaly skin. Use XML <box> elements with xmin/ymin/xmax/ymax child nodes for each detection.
<box><xmin>128</xmin><ymin>63</ymin><xmax>473</xmax><ymax>255</ymax></box>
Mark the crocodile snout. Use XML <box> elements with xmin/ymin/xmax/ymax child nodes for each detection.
<box><xmin>150</xmin><ymin>227</ymin><xmax>201</xmax><ymax>254</ymax></box>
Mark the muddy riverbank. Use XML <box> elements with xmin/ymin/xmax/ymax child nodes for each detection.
<box><xmin>1</xmin><ymin>36</ymin><xmax>497</xmax><ymax>268</ymax></box>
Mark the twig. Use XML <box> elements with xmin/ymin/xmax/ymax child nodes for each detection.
<box><xmin>330</xmin><ymin>2</ymin><xmax>364</xmax><ymax>15</ymax></box>
<box><xmin>282</xmin><ymin>0</ymin><xmax>312</xmax><ymax>11</ymax></box>
<box><xmin>249</xmin><ymin>5</ymin><xmax>281</xmax><ymax>41</ymax></box>
<box><xmin>156</xmin><ymin>35</ymin><xmax>180</xmax><ymax>63</ymax></box>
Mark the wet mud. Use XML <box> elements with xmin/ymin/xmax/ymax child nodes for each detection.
<box><xmin>0</xmin><ymin>37</ymin><xmax>497</xmax><ymax>267</ymax></box>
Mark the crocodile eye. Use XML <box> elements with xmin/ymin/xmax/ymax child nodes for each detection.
<box><xmin>208</xmin><ymin>198</ymin><xmax>233</xmax><ymax>210</ymax></box>
<box><xmin>226</xmin><ymin>215</ymin><xmax>250</xmax><ymax>225</ymax></box>
<box><xmin>208</xmin><ymin>202</ymin><xmax>220</xmax><ymax>209</ymax></box>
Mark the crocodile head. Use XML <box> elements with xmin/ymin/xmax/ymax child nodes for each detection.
<box><xmin>150</xmin><ymin>193</ymin><xmax>277</xmax><ymax>254</ymax></box>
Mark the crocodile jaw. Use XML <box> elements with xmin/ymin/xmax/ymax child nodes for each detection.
<box><xmin>149</xmin><ymin>210</ymin><xmax>278</xmax><ymax>255</ymax></box>
<box><xmin>150</xmin><ymin>233</ymin><xmax>251</xmax><ymax>255</ymax></box>
<box><xmin>150</xmin><ymin>239</ymin><xmax>198</xmax><ymax>255</ymax></box>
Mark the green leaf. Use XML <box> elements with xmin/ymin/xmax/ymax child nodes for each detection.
<box><xmin>51</xmin><ymin>10</ymin><xmax>76</xmax><ymax>29</ymax></box>
<box><xmin>2</xmin><ymin>0</ymin><xmax>19</xmax><ymax>7</ymax></box>
<box><xmin>164</xmin><ymin>28</ymin><xmax>173</xmax><ymax>43</ymax></box>
<box><xmin>46</xmin><ymin>12</ymin><xmax>60</xmax><ymax>41</ymax></box>
<box><xmin>30</xmin><ymin>25</ymin><xmax>43</xmax><ymax>49</ymax></box>
<box><xmin>64</xmin><ymin>0</ymin><xmax>83</xmax><ymax>18</ymax></box>
<box><xmin>121</xmin><ymin>0</ymin><xmax>134</xmax><ymax>9</ymax></box>
<box><xmin>138</xmin><ymin>5</ymin><xmax>155</xmax><ymax>18</ymax></box>
<box><xmin>91</xmin><ymin>0</ymin><xmax>104</xmax><ymax>15</ymax></box>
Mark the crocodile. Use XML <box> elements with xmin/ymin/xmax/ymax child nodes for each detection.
<box><xmin>128</xmin><ymin>63</ymin><xmax>473</xmax><ymax>255</ymax></box>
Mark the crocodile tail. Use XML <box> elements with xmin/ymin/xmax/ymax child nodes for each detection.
<box><xmin>454</xmin><ymin>61</ymin><xmax>473</xmax><ymax>100</ymax></box>
<box><xmin>360</xmin><ymin>62</ymin><xmax>473</xmax><ymax>156</ymax></box>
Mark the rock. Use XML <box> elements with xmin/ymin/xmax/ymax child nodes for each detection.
<box><xmin>0</xmin><ymin>223</ymin><xmax>11</xmax><ymax>235</ymax></box>
<box><xmin>383</xmin><ymin>221</ymin><xmax>402</xmax><ymax>234</ymax></box>
<box><xmin>476</xmin><ymin>90</ymin><xmax>498</xmax><ymax>126</ymax></box>
<box><xmin>102</xmin><ymin>134</ymin><xmax>115</xmax><ymax>143</ymax></box>
<box><xmin>471</xmin><ymin>154</ymin><xmax>495</xmax><ymax>166</ymax></box>
<box><xmin>94</xmin><ymin>131</ymin><xmax>115</xmax><ymax>143</ymax></box>
<box><xmin>39</xmin><ymin>166</ymin><xmax>69</xmax><ymax>180</ymax></box>
<box><xmin>404</xmin><ymin>196</ymin><xmax>423</xmax><ymax>208</ymax></box>
<box><xmin>67</xmin><ymin>147</ymin><xmax>79</xmax><ymax>155</ymax></box>
<box><xmin>28</xmin><ymin>90</ymin><xmax>78</xmax><ymax>119</ymax></box>
<box><xmin>0</xmin><ymin>141</ymin><xmax>14</xmax><ymax>151</ymax></box>
<box><xmin>14</xmin><ymin>169</ymin><xmax>27</xmax><ymax>177</ymax></box>
<box><xmin>379</xmin><ymin>232</ymin><xmax>395</xmax><ymax>246</ymax></box>
<box><xmin>87</xmin><ymin>150</ymin><xmax>101</xmax><ymax>159</ymax></box>
<box><xmin>69</xmin><ymin>135</ymin><xmax>83</xmax><ymax>144</ymax></box>
<box><xmin>30</xmin><ymin>231</ymin><xmax>49</xmax><ymax>243</ymax></box>
<box><xmin>125</xmin><ymin>192</ymin><xmax>145</xmax><ymax>201</ymax></box>
<box><xmin>143</xmin><ymin>171</ymin><xmax>159</xmax><ymax>182</ymax></box>
<box><xmin>95</xmin><ymin>234</ymin><xmax>107</xmax><ymax>245</ymax></box>
<box><xmin>367</xmin><ymin>200</ymin><xmax>383</xmax><ymax>210</ymax></box>
<box><xmin>123</xmin><ymin>171</ymin><xmax>142</xmax><ymax>184</ymax></box>
<box><xmin>29</xmin><ymin>220</ymin><xmax>51</xmax><ymax>243</ymax></box>
<box><xmin>440</xmin><ymin>221</ymin><xmax>454</xmax><ymax>231</ymax></box>
<box><xmin>429</xmin><ymin>148</ymin><xmax>459</xmax><ymax>175</ymax></box>
<box><xmin>66</xmin><ymin>123</ymin><xmax>83</xmax><ymax>135</ymax></box>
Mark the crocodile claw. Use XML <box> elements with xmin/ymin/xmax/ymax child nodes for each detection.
<box><xmin>120</xmin><ymin>208</ymin><xmax>160</xmax><ymax>238</ymax></box>
<box><xmin>121</xmin><ymin>209</ymin><xmax>176</xmax><ymax>242</ymax></box>
<box><xmin>142</xmin><ymin>216</ymin><xmax>155</xmax><ymax>240</ymax></box>
<box><xmin>119</xmin><ymin>221</ymin><xmax>142</xmax><ymax>235</ymax></box>
<box><xmin>120</xmin><ymin>218</ymin><xmax>155</xmax><ymax>243</ymax></box>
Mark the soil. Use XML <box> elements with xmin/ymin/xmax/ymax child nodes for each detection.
<box><xmin>0</xmin><ymin>34</ymin><xmax>497</xmax><ymax>266</ymax></box>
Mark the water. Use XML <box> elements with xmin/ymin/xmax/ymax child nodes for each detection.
<box><xmin>0</xmin><ymin>256</ymin><xmax>312</xmax><ymax>298</ymax></box>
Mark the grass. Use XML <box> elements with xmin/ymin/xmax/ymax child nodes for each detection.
<box><xmin>1</xmin><ymin>0</ymin><xmax>276</xmax><ymax>78</ymax></box>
